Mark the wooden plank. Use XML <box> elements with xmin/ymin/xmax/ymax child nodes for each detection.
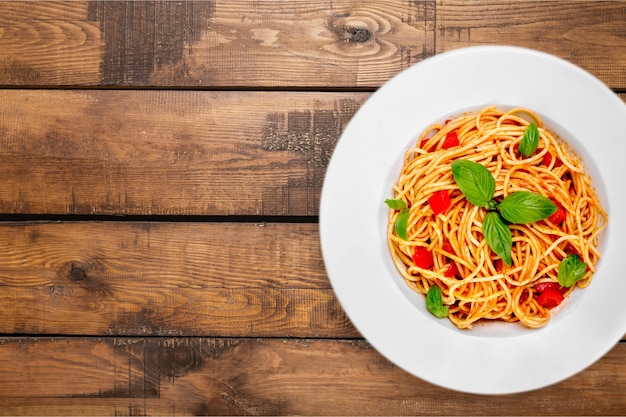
<box><xmin>2</xmin><ymin>1</ymin><xmax>626</xmax><ymax>89</ymax></box>
<box><xmin>436</xmin><ymin>0</ymin><xmax>626</xmax><ymax>89</ymax></box>
<box><xmin>0</xmin><ymin>89</ymin><xmax>368</xmax><ymax>216</ymax></box>
<box><xmin>0</xmin><ymin>1</ymin><xmax>436</xmax><ymax>88</ymax></box>
<box><xmin>0</xmin><ymin>220</ymin><xmax>345</xmax><ymax>338</ymax></box>
<box><xmin>0</xmin><ymin>221</ymin><xmax>357</xmax><ymax>338</ymax></box>
<box><xmin>0</xmin><ymin>337</ymin><xmax>624</xmax><ymax>415</ymax></box>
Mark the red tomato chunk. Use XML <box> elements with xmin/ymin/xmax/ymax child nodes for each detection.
<box><xmin>549</xmin><ymin>209</ymin><xmax>566</xmax><ymax>225</ymax></box>
<box><xmin>440</xmin><ymin>241</ymin><xmax>459</xmax><ymax>278</ymax></box>
<box><xmin>442</xmin><ymin>130</ymin><xmax>459</xmax><ymax>149</ymax></box>
<box><xmin>428</xmin><ymin>190</ymin><xmax>451</xmax><ymax>215</ymax></box>
<box><xmin>443</xmin><ymin>262</ymin><xmax>459</xmax><ymax>278</ymax></box>
<box><xmin>412</xmin><ymin>247</ymin><xmax>433</xmax><ymax>269</ymax></box>
<box><xmin>548</xmin><ymin>198</ymin><xmax>567</xmax><ymax>225</ymax></box>
<box><xmin>441</xmin><ymin>241</ymin><xmax>455</xmax><ymax>256</ymax></box>
<box><xmin>542</xmin><ymin>153</ymin><xmax>563</xmax><ymax>167</ymax></box>
<box><xmin>536</xmin><ymin>288</ymin><xmax>564</xmax><ymax>309</ymax></box>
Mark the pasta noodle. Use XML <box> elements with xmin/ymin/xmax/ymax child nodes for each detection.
<box><xmin>386</xmin><ymin>106</ymin><xmax>607</xmax><ymax>329</ymax></box>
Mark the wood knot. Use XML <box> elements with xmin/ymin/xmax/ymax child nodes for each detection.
<box><xmin>69</xmin><ymin>264</ymin><xmax>88</xmax><ymax>282</ymax></box>
<box><xmin>328</xmin><ymin>13</ymin><xmax>374</xmax><ymax>44</ymax></box>
<box><xmin>341</xmin><ymin>27</ymin><xmax>371</xmax><ymax>43</ymax></box>
<box><xmin>61</xmin><ymin>261</ymin><xmax>111</xmax><ymax>297</ymax></box>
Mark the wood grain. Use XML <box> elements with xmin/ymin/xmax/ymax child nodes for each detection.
<box><xmin>2</xmin><ymin>1</ymin><xmax>625</xmax><ymax>89</ymax></box>
<box><xmin>0</xmin><ymin>337</ymin><xmax>623</xmax><ymax>415</ymax></box>
<box><xmin>0</xmin><ymin>221</ymin><xmax>357</xmax><ymax>338</ymax></box>
<box><xmin>436</xmin><ymin>1</ymin><xmax>626</xmax><ymax>88</ymax></box>
<box><xmin>91</xmin><ymin>0</ymin><xmax>436</xmax><ymax>88</ymax></box>
<box><xmin>0</xmin><ymin>89</ymin><xmax>367</xmax><ymax>216</ymax></box>
<box><xmin>0</xmin><ymin>2</ymin><xmax>101</xmax><ymax>85</ymax></box>
<box><xmin>0</xmin><ymin>0</ymin><xmax>436</xmax><ymax>88</ymax></box>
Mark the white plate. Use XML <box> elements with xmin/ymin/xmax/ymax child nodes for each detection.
<box><xmin>320</xmin><ymin>46</ymin><xmax>626</xmax><ymax>394</ymax></box>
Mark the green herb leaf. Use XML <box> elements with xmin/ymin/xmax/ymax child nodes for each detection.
<box><xmin>482</xmin><ymin>211</ymin><xmax>513</xmax><ymax>266</ymax></box>
<box><xmin>394</xmin><ymin>208</ymin><xmax>409</xmax><ymax>240</ymax></box>
<box><xmin>384</xmin><ymin>198</ymin><xmax>407</xmax><ymax>210</ymax></box>
<box><xmin>558</xmin><ymin>254</ymin><xmax>588</xmax><ymax>287</ymax></box>
<box><xmin>519</xmin><ymin>122</ymin><xmax>540</xmax><ymax>157</ymax></box>
<box><xmin>498</xmin><ymin>191</ymin><xmax>557</xmax><ymax>224</ymax></box>
<box><xmin>426</xmin><ymin>286</ymin><xmax>449</xmax><ymax>318</ymax></box>
<box><xmin>451</xmin><ymin>159</ymin><xmax>496</xmax><ymax>208</ymax></box>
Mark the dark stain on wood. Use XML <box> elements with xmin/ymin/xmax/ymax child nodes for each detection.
<box><xmin>108</xmin><ymin>307</ymin><xmax>183</xmax><ymax>337</ymax></box>
<box><xmin>260</xmin><ymin>98</ymin><xmax>363</xmax><ymax>215</ymax></box>
<box><xmin>261</xmin><ymin>98</ymin><xmax>363</xmax><ymax>181</ymax></box>
<box><xmin>122</xmin><ymin>338</ymin><xmax>243</xmax><ymax>407</ymax></box>
<box><xmin>80</xmin><ymin>377</ymin><xmax>157</xmax><ymax>399</ymax></box>
<box><xmin>410</xmin><ymin>0</ymin><xmax>437</xmax><ymax>29</ymax></box>
<box><xmin>87</xmin><ymin>1</ymin><xmax>215</xmax><ymax>85</ymax></box>
<box><xmin>0</xmin><ymin>59</ymin><xmax>43</xmax><ymax>85</ymax></box>
<box><xmin>145</xmin><ymin>338</ymin><xmax>205</xmax><ymax>378</ymax></box>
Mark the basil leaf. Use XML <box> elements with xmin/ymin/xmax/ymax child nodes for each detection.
<box><xmin>426</xmin><ymin>286</ymin><xmax>449</xmax><ymax>319</ymax></box>
<box><xmin>384</xmin><ymin>198</ymin><xmax>407</xmax><ymax>210</ymax></box>
<box><xmin>482</xmin><ymin>211</ymin><xmax>512</xmax><ymax>266</ymax></box>
<box><xmin>558</xmin><ymin>254</ymin><xmax>588</xmax><ymax>287</ymax></box>
<box><xmin>519</xmin><ymin>122</ymin><xmax>540</xmax><ymax>157</ymax></box>
<box><xmin>498</xmin><ymin>191</ymin><xmax>557</xmax><ymax>224</ymax></box>
<box><xmin>451</xmin><ymin>159</ymin><xmax>496</xmax><ymax>208</ymax></box>
<box><xmin>394</xmin><ymin>208</ymin><xmax>409</xmax><ymax>240</ymax></box>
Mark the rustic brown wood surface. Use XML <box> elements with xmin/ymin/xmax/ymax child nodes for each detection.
<box><xmin>0</xmin><ymin>1</ymin><xmax>625</xmax><ymax>415</ymax></box>
<box><xmin>0</xmin><ymin>90</ymin><xmax>367</xmax><ymax>216</ymax></box>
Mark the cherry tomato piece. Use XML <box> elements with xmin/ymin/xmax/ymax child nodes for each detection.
<box><xmin>542</xmin><ymin>153</ymin><xmax>563</xmax><ymax>167</ymax></box>
<box><xmin>443</xmin><ymin>262</ymin><xmax>459</xmax><ymax>278</ymax></box>
<box><xmin>428</xmin><ymin>190</ymin><xmax>451</xmax><ymax>215</ymax></box>
<box><xmin>548</xmin><ymin>198</ymin><xmax>566</xmax><ymax>225</ymax></box>
<box><xmin>441</xmin><ymin>241</ymin><xmax>456</xmax><ymax>256</ymax></box>
<box><xmin>494</xmin><ymin>259</ymin><xmax>503</xmax><ymax>271</ymax></box>
<box><xmin>412</xmin><ymin>247</ymin><xmax>433</xmax><ymax>269</ymax></box>
<box><xmin>442</xmin><ymin>130</ymin><xmax>459</xmax><ymax>149</ymax></box>
<box><xmin>519</xmin><ymin>290</ymin><xmax>530</xmax><ymax>304</ymax></box>
<box><xmin>549</xmin><ymin>209</ymin><xmax>566</xmax><ymax>225</ymax></box>
<box><xmin>536</xmin><ymin>288</ymin><xmax>564</xmax><ymax>309</ymax></box>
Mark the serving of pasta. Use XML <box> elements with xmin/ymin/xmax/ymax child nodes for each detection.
<box><xmin>385</xmin><ymin>106</ymin><xmax>607</xmax><ymax>329</ymax></box>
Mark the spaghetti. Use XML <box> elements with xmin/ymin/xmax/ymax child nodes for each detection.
<box><xmin>386</xmin><ymin>106</ymin><xmax>607</xmax><ymax>329</ymax></box>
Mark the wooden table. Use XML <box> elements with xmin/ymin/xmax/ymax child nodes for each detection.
<box><xmin>0</xmin><ymin>1</ymin><xmax>625</xmax><ymax>415</ymax></box>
